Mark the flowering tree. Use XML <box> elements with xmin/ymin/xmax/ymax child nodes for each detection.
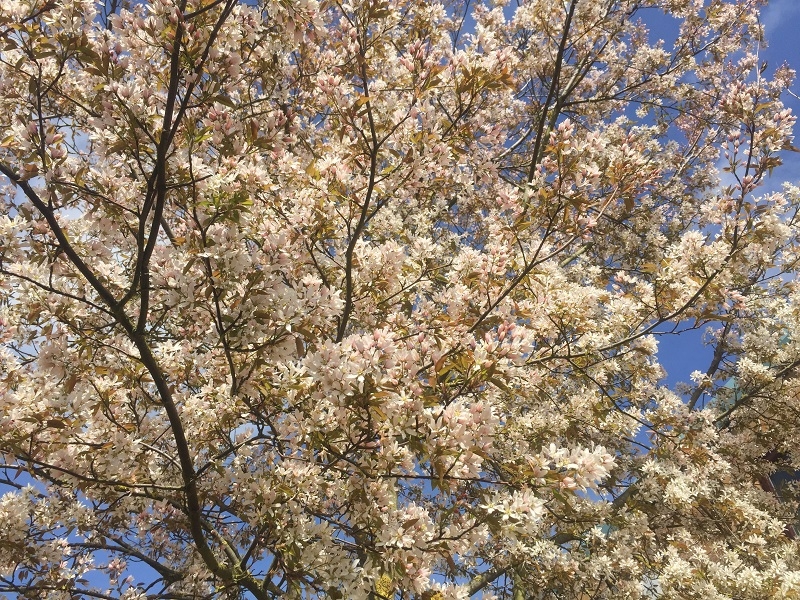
<box><xmin>1</xmin><ymin>0</ymin><xmax>800</xmax><ymax>597</ymax></box>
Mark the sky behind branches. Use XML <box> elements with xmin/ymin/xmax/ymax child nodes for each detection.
<box><xmin>650</xmin><ymin>0</ymin><xmax>800</xmax><ymax>390</ymax></box>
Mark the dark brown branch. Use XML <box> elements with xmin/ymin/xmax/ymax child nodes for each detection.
<box><xmin>466</xmin><ymin>532</ymin><xmax>574</xmax><ymax>596</ymax></box>
<box><xmin>714</xmin><ymin>358</ymin><xmax>800</xmax><ymax>428</ymax></box>
<box><xmin>336</xmin><ymin>29</ymin><xmax>381</xmax><ymax>342</ymax></box>
<box><xmin>687</xmin><ymin>321</ymin><xmax>732</xmax><ymax>410</ymax></box>
<box><xmin>71</xmin><ymin>538</ymin><xmax>183</xmax><ymax>583</ymax></box>
<box><xmin>134</xmin><ymin>1</ymin><xmax>187</xmax><ymax>334</ymax></box>
<box><xmin>526</xmin><ymin>0</ymin><xmax>577</xmax><ymax>184</ymax></box>
<box><xmin>0</xmin><ymin>163</ymin><xmax>121</xmax><ymax>310</ymax></box>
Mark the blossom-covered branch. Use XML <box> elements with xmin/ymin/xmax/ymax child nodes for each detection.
<box><xmin>1</xmin><ymin>0</ymin><xmax>799</xmax><ymax>599</ymax></box>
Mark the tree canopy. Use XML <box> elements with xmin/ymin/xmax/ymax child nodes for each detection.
<box><xmin>1</xmin><ymin>0</ymin><xmax>800</xmax><ymax>598</ymax></box>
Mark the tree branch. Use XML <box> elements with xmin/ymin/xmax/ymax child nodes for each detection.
<box><xmin>526</xmin><ymin>0</ymin><xmax>577</xmax><ymax>184</ymax></box>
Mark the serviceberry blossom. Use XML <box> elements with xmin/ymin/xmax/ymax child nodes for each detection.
<box><xmin>0</xmin><ymin>0</ymin><xmax>799</xmax><ymax>598</ymax></box>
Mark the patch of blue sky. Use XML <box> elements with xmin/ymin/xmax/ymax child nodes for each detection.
<box><xmin>647</xmin><ymin>1</ymin><xmax>800</xmax><ymax>390</ymax></box>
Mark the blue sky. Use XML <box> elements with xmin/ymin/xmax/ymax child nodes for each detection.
<box><xmin>760</xmin><ymin>0</ymin><xmax>800</xmax><ymax>186</ymax></box>
<box><xmin>654</xmin><ymin>0</ymin><xmax>800</xmax><ymax>389</ymax></box>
